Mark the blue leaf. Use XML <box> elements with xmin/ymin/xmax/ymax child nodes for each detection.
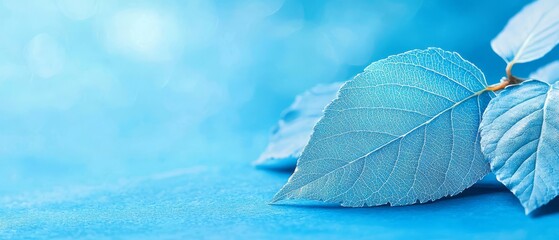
<box><xmin>271</xmin><ymin>48</ymin><xmax>493</xmax><ymax>206</ymax></box>
<box><xmin>491</xmin><ymin>0</ymin><xmax>559</xmax><ymax>64</ymax></box>
<box><xmin>480</xmin><ymin>80</ymin><xmax>559</xmax><ymax>214</ymax></box>
<box><xmin>254</xmin><ymin>82</ymin><xmax>344</xmax><ymax>170</ymax></box>
<box><xmin>530</xmin><ymin>61</ymin><xmax>559</xmax><ymax>84</ymax></box>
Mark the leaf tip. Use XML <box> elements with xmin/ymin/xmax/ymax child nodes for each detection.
<box><xmin>524</xmin><ymin>205</ymin><xmax>537</xmax><ymax>216</ymax></box>
<box><xmin>269</xmin><ymin>184</ymin><xmax>295</xmax><ymax>204</ymax></box>
<box><xmin>268</xmin><ymin>194</ymin><xmax>285</xmax><ymax>205</ymax></box>
<box><xmin>523</xmin><ymin>200</ymin><xmax>549</xmax><ymax>216</ymax></box>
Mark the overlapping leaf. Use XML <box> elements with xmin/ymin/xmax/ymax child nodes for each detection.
<box><xmin>254</xmin><ymin>82</ymin><xmax>343</xmax><ymax>170</ymax></box>
<box><xmin>491</xmin><ymin>0</ymin><xmax>559</xmax><ymax>64</ymax></box>
<box><xmin>480</xmin><ymin>80</ymin><xmax>559</xmax><ymax>214</ymax></box>
<box><xmin>530</xmin><ymin>61</ymin><xmax>559</xmax><ymax>84</ymax></box>
<box><xmin>272</xmin><ymin>48</ymin><xmax>493</xmax><ymax>206</ymax></box>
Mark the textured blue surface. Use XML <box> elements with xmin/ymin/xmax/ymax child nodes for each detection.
<box><xmin>480</xmin><ymin>80</ymin><xmax>559</xmax><ymax>214</ymax></box>
<box><xmin>1</xmin><ymin>0</ymin><xmax>559</xmax><ymax>238</ymax></box>
<box><xmin>2</xmin><ymin>165</ymin><xmax>559</xmax><ymax>239</ymax></box>
<box><xmin>272</xmin><ymin>48</ymin><xmax>493</xmax><ymax>207</ymax></box>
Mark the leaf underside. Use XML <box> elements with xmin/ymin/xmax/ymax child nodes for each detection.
<box><xmin>272</xmin><ymin>48</ymin><xmax>492</xmax><ymax>207</ymax></box>
<box><xmin>480</xmin><ymin>80</ymin><xmax>559</xmax><ymax>214</ymax></box>
<box><xmin>254</xmin><ymin>82</ymin><xmax>343</xmax><ymax>170</ymax></box>
<box><xmin>491</xmin><ymin>0</ymin><xmax>559</xmax><ymax>64</ymax></box>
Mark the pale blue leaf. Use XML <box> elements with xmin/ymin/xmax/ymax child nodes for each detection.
<box><xmin>254</xmin><ymin>82</ymin><xmax>344</xmax><ymax>170</ymax></box>
<box><xmin>491</xmin><ymin>0</ymin><xmax>559</xmax><ymax>64</ymax></box>
<box><xmin>271</xmin><ymin>48</ymin><xmax>493</xmax><ymax>206</ymax></box>
<box><xmin>530</xmin><ymin>61</ymin><xmax>559</xmax><ymax>84</ymax></box>
<box><xmin>480</xmin><ymin>80</ymin><xmax>559</xmax><ymax>214</ymax></box>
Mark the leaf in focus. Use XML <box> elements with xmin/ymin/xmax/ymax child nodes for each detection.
<box><xmin>530</xmin><ymin>61</ymin><xmax>559</xmax><ymax>84</ymax></box>
<box><xmin>491</xmin><ymin>0</ymin><xmax>559</xmax><ymax>64</ymax></box>
<box><xmin>254</xmin><ymin>82</ymin><xmax>343</xmax><ymax>170</ymax></box>
<box><xmin>271</xmin><ymin>48</ymin><xmax>493</xmax><ymax>206</ymax></box>
<box><xmin>480</xmin><ymin>80</ymin><xmax>559</xmax><ymax>214</ymax></box>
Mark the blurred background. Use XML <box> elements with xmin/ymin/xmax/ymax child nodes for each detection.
<box><xmin>0</xmin><ymin>0</ymin><xmax>553</xmax><ymax>195</ymax></box>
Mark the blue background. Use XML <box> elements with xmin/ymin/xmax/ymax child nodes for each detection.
<box><xmin>1</xmin><ymin>0</ymin><xmax>558</xmax><ymax>238</ymax></box>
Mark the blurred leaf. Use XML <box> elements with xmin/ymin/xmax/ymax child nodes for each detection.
<box><xmin>480</xmin><ymin>80</ymin><xmax>559</xmax><ymax>214</ymax></box>
<box><xmin>272</xmin><ymin>48</ymin><xmax>492</xmax><ymax>206</ymax></box>
<box><xmin>491</xmin><ymin>0</ymin><xmax>559</xmax><ymax>64</ymax></box>
<box><xmin>254</xmin><ymin>82</ymin><xmax>343</xmax><ymax>170</ymax></box>
<box><xmin>530</xmin><ymin>61</ymin><xmax>559</xmax><ymax>84</ymax></box>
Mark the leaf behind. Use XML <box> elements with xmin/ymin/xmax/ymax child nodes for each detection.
<box><xmin>491</xmin><ymin>0</ymin><xmax>559</xmax><ymax>64</ymax></box>
<box><xmin>254</xmin><ymin>82</ymin><xmax>343</xmax><ymax>170</ymax></box>
<box><xmin>530</xmin><ymin>61</ymin><xmax>559</xmax><ymax>84</ymax></box>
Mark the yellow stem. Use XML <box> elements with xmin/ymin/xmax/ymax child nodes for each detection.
<box><xmin>487</xmin><ymin>61</ymin><xmax>523</xmax><ymax>92</ymax></box>
<box><xmin>486</xmin><ymin>78</ymin><xmax>510</xmax><ymax>92</ymax></box>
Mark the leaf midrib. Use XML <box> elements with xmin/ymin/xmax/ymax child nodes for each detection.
<box><xmin>273</xmin><ymin>89</ymin><xmax>487</xmax><ymax>201</ymax></box>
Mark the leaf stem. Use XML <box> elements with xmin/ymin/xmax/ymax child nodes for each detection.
<box><xmin>486</xmin><ymin>78</ymin><xmax>511</xmax><ymax>91</ymax></box>
<box><xmin>486</xmin><ymin>62</ymin><xmax>523</xmax><ymax>92</ymax></box>
<box><xmin>506</xmin><ymin>61</ymin><xmax>522</xmax><ymax>84</ymax></box>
